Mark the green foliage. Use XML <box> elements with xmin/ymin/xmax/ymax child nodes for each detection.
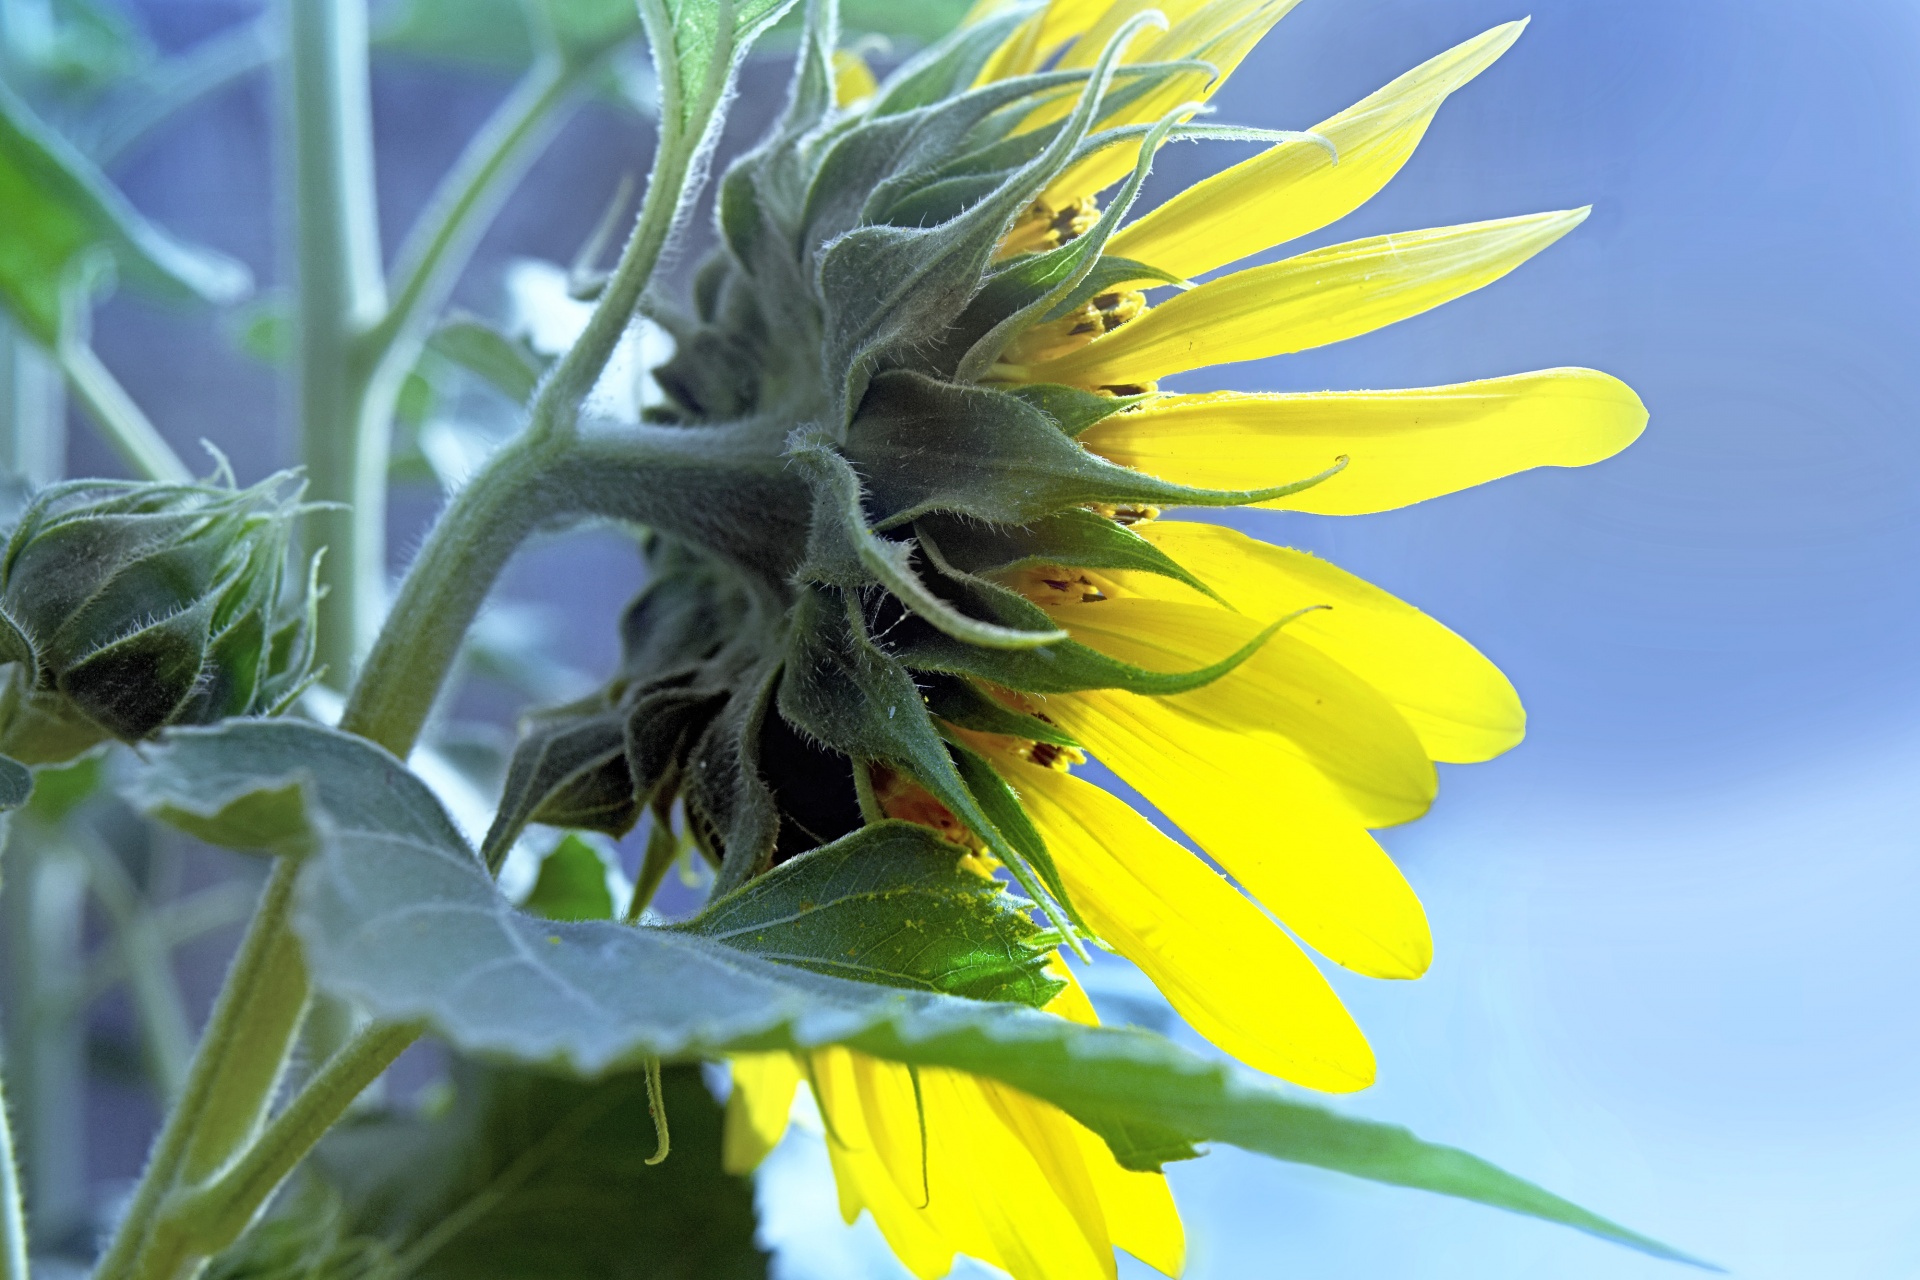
<box><xmin>210</xmin><ymin>1061</ymin><xmax>764</xmax><ymax>1280</ymax></box>
<box><xmin>427</xmin><ymin>315</ymin><xmax>546</xmax><ymax>404</ymax></box>
<box><xmin>521</xmin><ymin>833</ymin><xmax>618</xmax><ymax>922</ymax></box>
<box><xmin>680</xmin><ymin>820</ymin><xmax>1062</xmax><ymax>1005</ymax></box>
<box><xmin>0</xmin><ymin>754</ymin><xmax>31</xmax><ymax>811</ymax></box>
<box><xmin>0</xmin><ymin>78</ymin><xmax>247</xmax><ymax>345</ymax></box>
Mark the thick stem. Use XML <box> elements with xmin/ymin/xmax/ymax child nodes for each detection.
<box><xmin>288</xmin><ymin>0</ymin><xmax>388</xmax><ymax>687</ymax></box>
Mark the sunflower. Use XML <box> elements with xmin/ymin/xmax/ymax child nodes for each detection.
<box><xmin>550</xmin><ymin>1</ymin><xmax>1646</xmax><ymax>1274</ymax></box>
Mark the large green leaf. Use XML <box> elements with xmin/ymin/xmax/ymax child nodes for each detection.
<box><xmin>134</xmin><ymin>718</ymin><xmax>1699</xmax><ymax>1265</ymax></box>
<box><xmin>678</xmin><ymin>819</ymin><xmax>1061</xmax><ymax>1005</ymax></box>
<box><xmin>208</xmin><ymin>1060</ymin><xmax>764</xmax><ymax>1280</ymax></box>
<box><xmin>0</xmin><ymin>78</ymin><xmax>248</xmax><ymax>344</ymax></box>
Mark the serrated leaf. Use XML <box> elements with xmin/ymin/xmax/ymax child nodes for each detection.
<box><xmin>522</xmin><ymin>832</ymin><xmax>618</xmax><ymax>922</ymax></box>
<box><xmin>679</xmin><ymin>820</ymin><xmax>1061</xmax><ymax>1005</ymax></box>
<box><xmin>212</xmin><ymin>1060</ymin><xmax>765</xmax><ymax>1280</ymax></box>
<box><xmin>0</xmin><ymin>78</ymin><xmax>248</xmax><ymax>344</ymax></box>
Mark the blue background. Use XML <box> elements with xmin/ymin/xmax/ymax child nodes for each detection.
<box><xmin>82</xmin><ymin>0</ymin><xmax>1920</xmax><ymax>1276</ymax></box>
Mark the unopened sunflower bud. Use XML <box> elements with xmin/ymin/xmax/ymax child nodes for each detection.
<box><xmin>0</xmin><ymin>472</ymin><xmax>319</xmax><ymax>762</ymax></box>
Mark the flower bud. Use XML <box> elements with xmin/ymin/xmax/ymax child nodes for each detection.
<box><xmin>0</xmin><ymin>472</ymin><xmax>318</xmax><ymax>762</ymax></box>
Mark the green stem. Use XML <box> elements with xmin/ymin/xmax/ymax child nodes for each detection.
<box><xmin>0</xmin><ymin>1071</ymin><xmax>29</xmax><ymax>1280</ymax></box>
<box><xmin>158</xmin><ymin>1023</ymin><xmax>420</xmax><ymax>1263</ymax></box>
<box><xmin>288</xmin><ymin>0</ymin><xmax>388</xmax><ymax>687</ymax></box>
<box><xmin>0</xmin><ymin>316</ymin><xmax>64</xmax><ymax>486</ymax></box>
<box><xmin>90</xmin><ymin>19</ymin><xmax>278</xmax><ymax>164</ymax></box>
<box><xmin>73</xmin><ymin>828</ymin><xmax>195</xmax><ymax>1104</ymax></box>
<box><xmin>88</xmin><ymin>864</ymin><xmax>311</xmax><ymax>1280</ymax></box>
<box><xmin>55</xmin><ymin>341</ymin><xmax>192</xmax><ymax>484</ymax></box>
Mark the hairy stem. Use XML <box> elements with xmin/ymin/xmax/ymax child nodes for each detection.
<box><xmin>0</xmin><ymin>1071</ymin><xmax>27</xmax><ymax>1280</ymax></box>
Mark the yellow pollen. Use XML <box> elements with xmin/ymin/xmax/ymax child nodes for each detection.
<box><xmin>1024</xmin><ymin>741</ymin><xmax>1086</xmax><ymax>772</ymax></box>
<box><xmin>999</xmin><ymin>195</ymin><xmax>1101</xmax><ymax>258</ymax></box>
<box><xmin>1085</xmin><ymin>502</ymin><xmax>1160</xmax><ymax>527</ymax></box>
<box><xmin>1002</xmin><ymin>288</ymin><xmax>1148</xmax><ymax>367</ymax></box>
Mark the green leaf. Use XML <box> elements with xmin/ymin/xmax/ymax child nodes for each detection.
<box><xmin>522</xmin><ymin>833</ymin><xmax>618</xmax><ymax>922</ymax></box>
<box><xmin>0</xmin><ymin>78</ymin><xmax>249</xmax><ymax>344</ymax></box>
<box><xmin>126</xmin><ymin>719</ymin><xmax>467</xmax><ymax>860</ymax></box>
<box><xmin>157</xmin><ymin>719</ymin><xmax>1698</xmax><ymax>1265</ymax></box>
<box><xmin>0</xmin><ymin>754</ymin><xmax>31</xmax><ymax>811</ymax></box>
<box><xmin>21</xmin><ymin>748</ymin><xmax>102</xmax><ymax>822</ymax></box>
<box><xmin>678</xmin><ymin>820</ymin><xmax>1062</xmax><ymax>1005</ymax></box>
<box><xmin>212</xmin><ymin>1060</ymin><xmax>765</xmax><ymax>1280</ymax></box>
<box><xmin>482</xmin><ymin>701</ymin><xmax>639</xmax><ymax>871</ymax></box>
<box><xmin>426</xmin><ymin>314</ymin><xmax>547</xmax><ymax>404</ymax></box>
<box><xmin>644</xmin><ymin>0</ymin><xmax>802</xmax><ymax>141</ymax></box>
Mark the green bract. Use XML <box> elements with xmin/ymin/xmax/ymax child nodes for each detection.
<box><xmin>0</xmin><ymin>471</ymin><xmax>318</xmax><ymax>762</ymax></box>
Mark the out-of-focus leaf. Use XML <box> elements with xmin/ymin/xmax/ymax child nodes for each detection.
<box><xmin>764</xmin><ymin>0</ymin><xmax>975</xmax><ymax>49</ymax></box>
<box><xmin>427</xmin><ymin>314</ymin><xmax>545</xmax><ymax>404</ymax></box>
<box><xmin>6</xmin><ymin>0</ymin><xmax>154</xmax><ymax>100</ymax></box>
<box><xmin>679</xmin><ymin>820</ymin><xmax>1062</xmax><ymax>1006</ymax></box>
<box><xmin>209</xmin><ymin>1060</ymin><xmax>765</xmax><ymax>1280</ymax></box>
<box><xmin>0</xmin><ymin>78</ymin><xmax>248</xmax><ymax>344</ymax></box>
<box><xmin>521</xmin><ymin>832</ymin><xmax>617</xmax><ymax>922</ymax></box>
<box><xmin>375</xmin><ymin>0</ymin><xmax>642</xmax><ymax>68</ymax></box>
<box><xmin>21</xmin><ymin>748</ymin><xmax>102</xmax><ymax>822</ymax></box>
<box><xmin>229</xmin><ymin>294</ymin><xmax>291</xmax><ymax>364</ymax></box>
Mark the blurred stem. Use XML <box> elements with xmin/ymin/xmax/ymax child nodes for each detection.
<box><xmin>90</xmin><ymin>18</ymin><xmax>279</xmax><ymax>164</ymax></box>
<box><xmin>0</xmin><ymin>315</ymin><xmax>64</xmax><ymax>486</ymax></box>
<box><xmin>72</xmin><ymin>827</ymin><xmax>195</xmax><ymax>1105</ymax></box>
<box><xmin>2</xmin><ymin>825</ymin><xmax>87</xmax><ymax>1249</ymax></box>
<box><xmin>54</xmin><ymin>340</ymin><xmax>192</xmax><ymax>484</ymax></box>
<box><xmin>288</xmin><ymin>0</ymin><xmax>388</xmax><ymax>688</ymax></box>
<box><xmin>0</xmin><ymin>1071</ymin><xmax>27</xmax><ymax>1280</ymax></box>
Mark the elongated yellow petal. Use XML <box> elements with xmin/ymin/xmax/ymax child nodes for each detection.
<box><xmin>1074</xmin><ymin>1122</ymin><xmax>1186</xmax><ymax>1276</ymax></box>
<box><xmin>1042</xmin><ymin>0</ymin><xmax>1303</xmax><ymax>201</ymax></box>
<box><xmin>1024</xmin><ymin>210</ymin><xmax>1589</xmax><ymax>387</ymax></box>
<box><xmin>832</xmin><ymin>49</ymin><xmax>878</xmax><ymax>106</ymax></box>
<box><xmin>1047</xmin><ymin>688</ymin><xmax>1432</xmax><ymax>978</ymax></box>
<box><xmin>1005</xmin><ymin>751</ymin><xmax>1375</xmax><ymax>1089</ymax></box>
<box><xmin>1049</xmin><ymin>595</ymin><xmax>1435</xmax><ymax>824</ymax></box>
<box><xmin>722</xmin><ymin>1052</ymin><xmax>803</xmax><ymax>1174</ymax></box>
<box><xmin>978</xmin><ymin>1078</ymin><xmax>1118</xmax><ymax>1272</ymax></box>
<box><xmin>1109</xmin><ymin>22</ymin><xmax>1527</xmax><ymax>279</ymax></box>
<box><xmin>1081</xmin><ymin>368</ymin><xmax>1647</xmax><ymax>515</ymax></box>
<box><xmin>812</xmin><ymin>1050</ymin><xmax>957</xmax><ymax>1279</ymax></box>
<box><xmin>977</xmin><ymin>0</ymin><xmax>1115</xmax><ymax>82</ymax></box>
<box><xmin>1118</xmin><ymin>522</ymin><xmax>1525</xmax><ymax>762</ymax></box>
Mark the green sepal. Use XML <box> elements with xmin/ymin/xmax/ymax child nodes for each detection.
<box><xmin>937</xmin><ymin>728</ymin><xmax>1089</xmax><ymax>940</ymax></box>
<box><xmin>0</xmin><ymin>605</ymin><xmax>35</xmax><ymax>674</ymax></box>
<box><xmin>678</xmin><ymin>819</ymin><xmax>1063</xmax><ymax>1006</ymax></box>
<box><xmin>1003</xmin><ymin>382</ymin><xmax>1146</xmax><ymax>436</ymax></box>
<box><xmin>56</xmin><ymin>591</ymin><xmax>218</xmax><ymax>742</ymax></box>
<box><xmin>1039</xmin><ymin>255</ymin><xmax>1186</xmax><ymax>322</ymax></box>
<box><xmin>776</xmin><ymin>587</ymin><xmax>1073</xmax><ymax>933</ymax></box>
<box><xmin>790</xmin><ymin>432</ymin><xmax>1066</xmax><ymax>651</ymax></box>
<box><xmin>482</xmin><ymin>702</ymin><xmax>639</xmax><ymax>873</ymax></box>
<box><xmin>523</xmin><ymin>833</ymin><xmax>619</xmax><ymax>923</ymax></box>
<box><xmin>689</xmin><ymin>660</ymin><xmax>784</xmax><ymax>896</ymax></box>
<box><xmin>844</xmin><ymin>370</ymin><xmax>1340</xmax><ymax>528</ymax></box>
<box><xmin>886</xmin><ymin>575</ymin><xmax>1297</xmax><ymax>696</ymax></box>
<box><xmin>864</xmin><ymin>3</ymin><xmax>1035</xmax><ymax>117</ymax></box>
<box><xmin>916</xmin><ymin>507</ymin><xmax>1220</xmax><ymax>601</ymax></box>
<box><xmin>918</xmin><ymin>671</ymin><xmax>1078</xmax><ymax>748</ymax></box>
<box><xmin>0</xmin><ymin>754</ymin><xmax>31</xmax><ymax>813</ymax></box>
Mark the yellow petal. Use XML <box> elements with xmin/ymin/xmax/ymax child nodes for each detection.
<box><xmin>1049</xmin><ymin>595</ymin><xmax>1435</xmax><ymax>825</ymax></box>
<box><xmin>977</xmin><ymin>0</ymin><xmax>1114</xmax><ymax>82</ymax></box>
<box><xmin>1075</xmin><ymin>1122</ymin><xmax>1186</xmax><ymax>1277</ymax></box>
<box><xmin>812</xmin><ymin>1050</ymin><xmax>957</xmax><ymax>1279</ymax></box>
<box><xmin>1046</xmin><ymin>689</ymin><xmax>1432</xmax><ymax>978</ymax></box>
<box><xmin>1124</xmin><ymin>522</ymin><xmax>1526</xmax><ymax>763</ymax></box>
<box><xmin>722</xmin><ymin>1052</ymin><xmax>802</xmax><ymax>1174</ymax></box>
<box><xmin>1006</xmin><ymin>752</ymin><xmax>1375</xmax><ymax>1089</ymax></box>
<box><xmin>1041</xmin><ymin>0</ymin><xmax>1303</xmax><ymax>202</ymax></box>
<box><xmin>1108</xmin><ymin>21</ymin><xmax>1528</xmax><ymax>279</ymax></box>
<box><xmin>979</xmin><ymin>1078</ymin><xmax>1119</xmax><ymax>1273</ymax></box>
<box><xmin>832</xmin><ymin>49</ymin><xmax>878</xmax><ymax>107</ymax></box>
<box><xmin>1021</xmin><ymin>210</ymin><xmax>1589</xmax><ymax>387</ymax></box>
<box><xmin>1080</xmin><ymin>368</ymin><xmax>1647</xmax><ymax>515</ymax></box>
